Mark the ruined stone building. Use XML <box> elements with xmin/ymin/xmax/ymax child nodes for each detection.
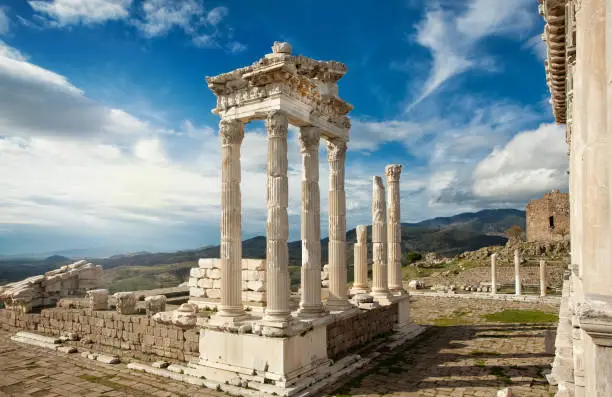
<box><xmin>526</xmin><ymin>189</ymin><xmax>570</xmax><ymax>242</ymax></box>
<box><xmin>539</xmin><ymin>0</ymin><xmax>612</xmax><ymax>396</ymax></box>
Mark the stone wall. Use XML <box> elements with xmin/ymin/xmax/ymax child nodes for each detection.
<box><xmin>188</xmin><ymin>258</ymin><xmax>266</xmax><ymax>304</ymax></box>
<box><xmin>526</xmin><ymin>189</ymin><xmax>570</xmax><ymax>242</ymax></box>
<box><xmin>326</xmin><ymin>303</ymin><xmax>397</xmax><ymax>358</ymax></box>
<box><xmin>0</xmin><ymin>308</ymin><xmax>199</xmax><ymax>362</ymax></box>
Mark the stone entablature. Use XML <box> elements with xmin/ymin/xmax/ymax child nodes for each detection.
<box><xmin>526</xmin><ymin>189</ymin><xmax>570</xmax><ymax>242</ymax></box>
<box><xmin>206</xmin><ymin>41</ymin><xmax>352</xmax><ymax>140</ymax></box>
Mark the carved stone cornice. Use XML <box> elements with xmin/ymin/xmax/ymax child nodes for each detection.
<box><xmin>326</xmin><ymin>139</ymin><xmax>347</xmax><ymax>162</ymax></box>
<box><xmin>385</xmin><ymin>164</ymin><xmax>403</xmax><ymax>182</ymax></box>
<box><xmin>298</xmin><ymin>126</ymin><xmax>321</xmax><ymax>153</ymax></box>
<box><xmin>219</xmin><ymin>119</ymin><xmax>244</xmax><ymax>145</ymax></box>
<box><xmin>577</xmin><ymin>295</ymin><xmax>612</xmax><ymax>346</ymax></box>
<box><xmin>266</xmin><ymin>111</ymin><xmax>288</xmax><ymax>138</ymax></box>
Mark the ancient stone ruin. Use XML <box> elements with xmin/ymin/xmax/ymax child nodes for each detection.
<box><xmin>0</xmin><ymin>260</ymin><xmax>102</xmax><ymax>313</ymax></box>
<box><xmin>526</xmin><ymin>189</ymin><xmax>570</xmax><ymax>242</ymax></box>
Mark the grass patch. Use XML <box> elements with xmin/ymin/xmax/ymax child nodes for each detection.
<box><xmin>471</xmin><ymin>350</ymin><xmax>496</xmax><ymax>357</ymax></box>
<box><xmin>475</xmin><ymin>359</ymin><xmax>486</xmax><ymax>367</ymax></box>
<box><xmin>483</xmin><ymin>310</ymin><xmax>559</xmax><ymax>324</ymax></box>
<box><xmin>79</xmin><ymin>374</ymin><xmax>125</xmax><ymax>390</ymax></box>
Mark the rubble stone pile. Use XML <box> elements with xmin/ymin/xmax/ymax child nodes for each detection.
<box><xmin>0</xmin><ymin>260</ymin><xmax>102</xmax><ymax>313</ymax></box>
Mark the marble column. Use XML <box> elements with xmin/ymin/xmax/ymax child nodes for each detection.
<box><xmin>514</xmin><ymin>249</ymin><xmax>521</xmax><ymax>296</ymax></box>
<box><xmin>264</xmin><ymin>111</ymin><xmax>291</xmax><ymax>324</ymax></box>
<box><xmin>298</xmin><ymin>126</ymin><xmax>324</xmax><ymax>317</ymax></box>
<box><xmin>326</xmin><ymin>138</ymin><xmax>351</xmax><ymax>311</ymax></box>
<box><xmin>350</xmin><ymin>225</ymin><xmax>369</xmax><ymax>294</ymax></box>
<box><xmin>385</xmin><ymin>164</ymin><xmax>403</xmax><ymax>294</ymax></box>
<box><xmin>490</xmin><ymin>253</ymin><xmax>497</xmax><ymax>295</ymax></box>
<box><xmin>540</xmin><ymin>260</ymin><xmax>547</xmax><ymax>297</ymax></box>
<box><xmin>217</xmin><ymin>119</ymin><xmax>246</xmax><ymax>320</ymax></box>
<box><xmin>371</xmin><ymin>176</ymin><xmax>390</xmax><ymax>302</ymax></box>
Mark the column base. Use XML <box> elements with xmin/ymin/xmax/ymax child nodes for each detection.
<box><xmin>262</xmin><ymin>310</ymin><xmax>292</xmax><ymax>328</ymax></box>
<box><xmin>371</xmin><ymin>291</ymin><xmax>393</xmax><ymax>306</ymax></box>
<box><xmin>389</xmin><ymin>287</ymin><xmax>407</xmax><ymax>297</ymax></box>
<box><xmin>325</xmin><ymin>297</ymin><xmax>354</xmax><ymax>312</ymax></box>
<box><xmin>297</xmin><ymin>303</ymin><xmax>326</xmax><ymax>318</ymax></box>
<box><xmin>349</xmin><ymin>286</ymin><xmax>370</xmax><ymax>296</ymax></box>
<box><xmin>208</xmin><ymin>312</ymin><xmax>251</xmax><ymax>327</ymax></box>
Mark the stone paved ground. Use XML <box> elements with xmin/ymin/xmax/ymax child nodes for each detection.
<box><xmin>327</xmin><ymin>296</ymin><xmax>559</xmax><ymax>397</ymax></box>
<box><xmin>0</xmin><ymin>296</ymin><xmax>559</xmax><ymax>397</ymax></box>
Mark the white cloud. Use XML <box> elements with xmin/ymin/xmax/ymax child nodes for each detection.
<box><xmin>205</xmin><ymin>6</ymin><xmax>227</xmax><ymax>26</ymax></box>
<box><xmin>28</xmin><ymin>0</ymin><xmax>132</xmax><ymax>26</ymax></box>
<box><xmin>524</xmin><ymin>34</ymin><xmax>547</xmax><ymax>62</ymax></box>
<box><xmin>472</xmin><ymin>123</ymin><xmax>568</xmax><ymax>199</ymax></box>
<box><xmin>227</xmin><ymin>41</ymin><xmax>247</xmax><ymax>54</ymax></box>
<box><xmin>408</xmin><ymin>0</ymin><xmax>537</xmax><ymax>110</ymax></box>
<box><xmin>0</xmin><ymin>7</ymin><xmax>10</xmax><ymax>35</ymax></box>
<box><xmin>133</xmin><ymin>0</ymin><xmax>202</xmax><ymax>37</ymax></box>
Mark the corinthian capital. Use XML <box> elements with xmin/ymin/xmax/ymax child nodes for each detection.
<box><xmin>298</xmin><ymin>126</ymin><xmax>321</xmax><ymax>153</ymax></box>
<box><xmin>326</xmin><ymin>138</ymin><xmax>347</xmax><ymax>161</ymax></box>
<box><xmin>385</xmin><ymin>164</ymin><xmax>403</xmax><ymax>182</ymax></box>
<box><xmin>266</xmin><ymin>111</ymin><xmax>288</xmax><ymax>138</ymax></box>
<box><xmin>219</xmin><ymin>119</ymin><xmax>244</xmax><ymax>145</ymax></box>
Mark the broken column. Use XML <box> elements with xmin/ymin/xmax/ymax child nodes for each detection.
<box><xmin>514</xmin><ymin>249</ymin><xmax>521</xmax><ymax>296</ymax></box>
<box><xmin>145</xmin><ymin>295</ymin><xmax>167</xmax><ymax>317</ymax></box>
<box><xmin>326</xmin><ymin>138</ymin><xmax>351</xmax><ymax>311</ymax></box>
<box><xmin>264</xmin><ymin>111</ymin><xmax>291</xmax><ymax>324</ymax></box>
<box><xmin>385</xmin><ymin>164</ymin><xmax>403</xmax><ymax>294</ymax></box>
<box><xmin>491</xmin><ymin>254</ymin><xmax>497</xmax><ymax>295</ymax></box>
<box><xmin>350</xmin><ymin>225</ymin><xmax>369</xmax><ymax>295</ymax></box>
<box><xmin>298</xmin><ymin>126</ymin><xmax>324</xmax><ymax>317</ymax></box>
<box><xmin>540</xmin><ymin>260</ymin><xmax>547</xmax><ymax>297</ymax></box>
<box><xmin>114</xmin><ymin>292</ymin><xmax>137</xmax><ymax>315</ymax></box>
<box><xmin>371</xmin><ymin>176</ymin><xmax>390</xmax><ymax>302</ymax></box>
<box><xmin>87</xmin><ymin>289</ymin><xmax>108</xmax><ymax>310</ymax></box>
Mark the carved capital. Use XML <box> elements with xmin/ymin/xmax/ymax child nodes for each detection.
<box><xmin>326</xmin><ymin>138</ymin><xmax>347</xmax><ymax>162</ymax></box>
<box><xmin>385</xmin><ymin>164</ymin><xmax>403</xmax><ymax>182</ymax></box>
<box><xmin>266</xmin><ymin>111</ymin><xmax>288</xmax><ymax>138</ymax></box>
<box><xmin>219</xmin><ymin>119</ymin><xmax>244</xmax><ymax>145</ymax></box>
<box><xmin>298</xmin><ymin>126</ymin><xmax>321</xmax><ymax>153</ymax></box>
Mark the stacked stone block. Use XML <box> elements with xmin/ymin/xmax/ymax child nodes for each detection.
<box><xmin>0</xmin><ymin>307</ymin><xmax>200</xmax><ymax>362</ymax></box>
<box><xmin>188</xmin><ymin>258</ymin><xmax>266</xmax><ymax>303</ymax></box>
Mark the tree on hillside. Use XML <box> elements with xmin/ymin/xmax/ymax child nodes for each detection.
<box><xmin>406</xmin><ymin>252</ymin><xmax>422</xmax><ymax>264</ymax></box>
<box><xmin>505</xmin><ymin>225</ymin><xmax>524</xmax><ymax>242</ymax></box>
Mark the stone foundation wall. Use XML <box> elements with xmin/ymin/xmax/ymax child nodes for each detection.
<box><xmin>189</xmin><ymin>258</ymin><xmax>266</xmax><ymax>303</ymax></box>
<box><xmin>526</xmin><ymin>190</ymin><xmax>570</xmax><ymax>242</ymax></box>
<box><xmin>326</xmin><ymin>303</ymin><xmax>397</xmax><ymax>358</ymax></box>
<box><xmin>0</xmin><ymin>308</ymin><xmax>199</xmax><ymax>362</ymax></box>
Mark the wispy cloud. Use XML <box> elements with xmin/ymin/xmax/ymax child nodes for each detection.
<box><xmin>28</xmin><ymin>0</ymin><xmax>133</xmax><ymax>26</ymax></box>
<box><xmin>524</xmin><ymin>33</ymin><xmax>547</xmax><ymax>62</ymax></box>
<box><xmin>406</xmin><ymin>0</ymin><xmax>537</xmax><ymax>111</ymax></box>
<box><xmin>0</xmin><ymin>7</ymin><xmax>9</xmax><ymax>35</ymax></box>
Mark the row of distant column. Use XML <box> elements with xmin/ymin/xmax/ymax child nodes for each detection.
<box><xmin>351</xmin><ymin>165</ymin><xmax>404</xmax><ymax>300</ymax></box>
<box><xmin>490</xmin><ymin>249</ymin><xmax>548</xmax><ymax>297</ymax></box>
<box><xmin>215</xmin><ymin>110</ymin><xmax>352</xmax><ymax>327</ymax></box>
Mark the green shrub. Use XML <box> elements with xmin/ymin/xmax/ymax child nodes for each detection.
<box><xmin>406</xmin><ymin>252</ymin><xmax>423</xmax><ymax>264</ymax></box>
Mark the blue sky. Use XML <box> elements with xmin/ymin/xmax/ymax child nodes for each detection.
<box><xmin>0</xmin><ymin>0</ymin><xmax>568</xmax><ymax>256</ymax></box>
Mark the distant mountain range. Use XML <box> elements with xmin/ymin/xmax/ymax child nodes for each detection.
<box><xmin>0</xmin><ymin>208</ymin><xmax>525</xmax><ymax>285</ymax></box>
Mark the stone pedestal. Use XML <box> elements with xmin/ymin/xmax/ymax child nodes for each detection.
<box><xmin>350</xmin><ymin>225</ymin><xmax>369</xmax><ymax>295</ymax></box>
<box><xmin>145</xmin><ymin>295</ymin><xmax>167</xmax><ymax>317</ymax></box>
<box><xmin>298</xmin><ymin>126</ymin><xmax>324</xmax><ymax>317</ymax></box>
<box><xmin>264</xmin><ymin>111</ymin><xmax>291</xmax><ymax>325</ymax></box>
<box><xmin>371</xmin><ymin>176</ymin><xmax>391</xmax><ymax>304</ymax></box>
<box><xmin>326</xmin><ymin>139</ymin><xmax>351</xmax><ymax>311</ymax></box>
<box><xmin>385</xmin><ymin>165</ymin><xmax>403</xmax><ymax>294</ymax></box>
<box><xmin>87</xmin><ymin>289</ymin><xmax>108</xmax><ymax>311</ymax></box>
<box><xmin>114</xmin><ymin>292</ymin><xmax>136</xmax><ymax>315</ymax></box>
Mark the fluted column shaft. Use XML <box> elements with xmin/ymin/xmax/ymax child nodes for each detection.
<box><xmin>298</xmin><ymin>127</ymin><xmax>323</xmax><ymax>316</ymax></box>
<box><xmin>351</xmin><ymin>225</ymin><xmax>369</xmax><ymax>294</ymax></box>
<box><xmin>218</xmin><ymin>119</ymin><xmax>245</xmax><ymax>318</ymax></box>
<box><xmin>539</xmin><ymin>260</ymin><xmax>547</xmax><ymax>297</ymax></box>
<box><xmin>490</xmin><ymin>253</ymin><xmax>497</xmax><ymax>295</ymax></box>
<box><xmin>385</xmin><ymin>165</ymin><xmax>403</xmax><ymax>293</ymax></box>
<box><xmin>371</xmin><ymin>176</ymin><xmax>390</xmax><ymax>300</ymax></box>
<box><xmin>326</xmin><ymin>139</ymin><xmax>350</xmax><ymax>310</ymax></box>
<box><xmin>264</xmin><ymin>111</ymin><xmax>291</xmax><ymax>323</ymax></box>
<box><xmin>514</xmin><ymin>249</ymin><xmax>521</xmax><ymax>296</ymax></box>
